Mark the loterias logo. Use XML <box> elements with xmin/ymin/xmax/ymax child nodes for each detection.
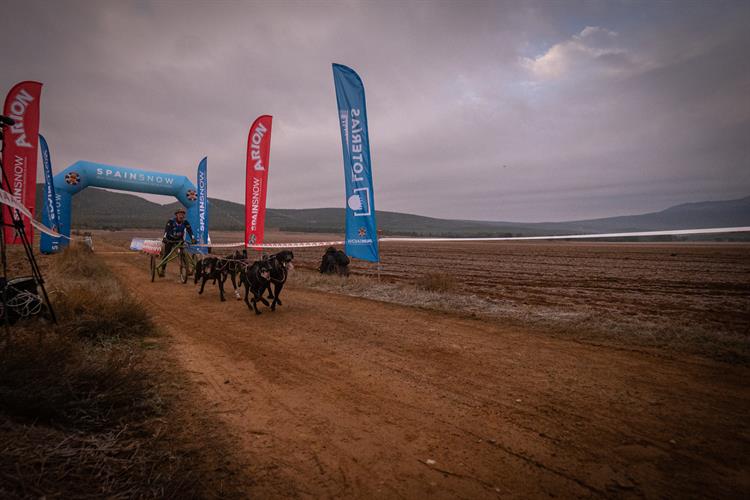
<box><xmin>347</xmin><ymin>187</ymin><xmax>371</xmax><ymax>217</ymax></box>
<box><xmin>65</xmin><ymin>172</ymin><xmax>80</xmax><ymax>185</ymax></box>
<box><xmin>249</xmin><ymin>122</ymin><xmax>268</xmax><ymax>171</ymax></box>
<box><xmin>6</xmin><ymin>89</ymin><xmax>34</xmax><ymax>148</ymax></box>
<box><xmin>345</xmin><ymin>108</ymin><xmax>366</xmax><ymax>184</ymax></box>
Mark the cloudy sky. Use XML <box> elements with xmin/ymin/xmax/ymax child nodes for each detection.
<box><xmin>1</xmin><ymin>0</ymin><xmax>748</xmax><ymax>222</ymax></box>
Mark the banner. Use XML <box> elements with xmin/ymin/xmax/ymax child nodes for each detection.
<box><xmin>130</xmin><ymin>238</ymin><xmax>162</xmax><ymax>255</ymax></box>
<box><xmin>39</xmin><ymin>134</ymin><xmax>61</xmax><ymax>251</ymax></box>
<box><xmin>41</xmin><ymin>161</ymin><xmax>200</xmax><ymax>253</ymax></box>
<box><xmin>245</xmin><ymin>115</ymin><xmax>273</xmax><ymax>248</ymax></box>
<box><xmin>332</xmin><ymin>64</ymin><xmax>379</xmax><ymax>262</ymax></box>
<box><xmin>2</xmin><ymin>81</ymin><xmax>42</xmax><ymax>244</ymax></box>
<box><xmin>195</xmin><ymin>157</ymin><xmax>209</xmax><ymax>254</ymax></box>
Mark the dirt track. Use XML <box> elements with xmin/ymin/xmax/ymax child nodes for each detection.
<box><xmin>100</xmin><ymin>246</ymin><xmax>749</xmax><ymax>498</ymax></box>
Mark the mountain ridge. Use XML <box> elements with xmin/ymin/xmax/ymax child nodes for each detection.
<box><xmin>34</xmin><ymin>185</ymin><xmax>750</xmax><ymax>238</ymax></box>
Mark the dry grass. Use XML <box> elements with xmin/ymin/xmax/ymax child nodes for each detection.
<box><xmin>0</xmin><ymin>416</ymin><xmax>189</xmax><ymax>499</ymax></box>
<box><xmin>48</xmin><ymin>242</ymin><xmax>107</xmax><ymax>279</ymax></box>
<box><xmin>290</xmin><ymin>268</ymin><xmax>750</xmax><ymax>364</ymax></box>
<box><xmin>0</xmin><ymin>335</ymin><xmax>156</xmax><ymax>431</ymax></box>
<box><xmin>415</xmin><ymin>272</ymin><xmax>457</xmax><ymax>292</ymax></box>
<box><xmin>0</xmin><ymin>245</ymin><xmax>212</xmax><ymax>498</ymax></box>
<box><xmin>0</xmin><ymin>334</ymin><xmax>196</xmax><ymax>499</ymax></box>
<box><xmin>53</xmin><ymin>285</ymin><xmax>153</xmax><ymax>342</ymax></box>
<box><xmin>46</xmin><ymin>243</ymin><xmax>154</xmax><ymax>343</ymax></box>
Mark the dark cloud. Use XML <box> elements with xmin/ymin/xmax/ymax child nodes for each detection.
<box><xmin>1</xmin><ymin>0</ymin><xmax>748</xmax><ymax>222</ymax></box>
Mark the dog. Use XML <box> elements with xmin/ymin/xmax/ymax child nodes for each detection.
<box><xmin>239</xmin><ymin>259</ymin><xmax>272</xmax><ymax>314</ymax></box>
<box><xmin>263</xmin><ymin>250</ymin><xmax>294</xmax><ymax>311</ymax></box>
<box><xmin>219</xmin><ymin>249</ymin><xmax>247</xmax><ymax>300</ymax></box>
<box><xmin>195</xmin><ymin>256</ymin><xmax>230</xmax><ymax>301</ymax></box>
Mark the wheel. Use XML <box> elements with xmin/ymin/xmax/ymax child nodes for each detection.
<box><xmin>187</xmin><ymin>254</ymin><xmax>195</xmax><ymax>277</ymax></box>
<box><xmin>150</xmin><ymin>255</ymin><xmax>156</xmax><ymax>282</ymax></box>
<box><xmin>179</xmin><ymin>250</ymin><xmax>188</xmax><ymax>284</ymax></box>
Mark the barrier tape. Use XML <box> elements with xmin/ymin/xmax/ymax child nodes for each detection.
<box><xmin>130</xmin><ymin>238</ymin><xmax>346</xmax><ymax>252</ymax></box>
<box><xmin>0</xmin><ymin>189</ymin><xmax>69</xmax><ymax>239</ymax></box>
<box><xmin>129</xmin><ymin>226</ymin><xmax>750</xmax><ymax>255</ymax></box>
<box><xmin>198</xmin><ymin>240</ymin><xmax>346</xmax><ymax>249</ymax></box>
<box><xmin>1</xmin><ymin>193</ymin><xmax>747</xmax><ymax>250</ymax></box>
<box><xmin>379</xmin><ymin>226</ymin><xmax>750</xmax><ymax>242</ymax></box>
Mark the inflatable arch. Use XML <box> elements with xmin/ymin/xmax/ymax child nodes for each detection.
<box><xmin>40</xmin><ymin>160</ymin><xmax>207</xmax><ymax>253</ymax></box>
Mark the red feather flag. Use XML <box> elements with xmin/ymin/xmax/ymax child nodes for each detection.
<box><xmin>245</xmin><ymin>115</ymin><xmax>273</xmax><ymax>248</ymax></box>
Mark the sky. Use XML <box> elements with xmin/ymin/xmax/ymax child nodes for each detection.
<box><xmin>1</xmin><ymin>0</ymin><xmax>749</xmax><ymax>222</ymax></box>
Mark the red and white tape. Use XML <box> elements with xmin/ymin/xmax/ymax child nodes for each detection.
<box><xmin>1</xmin><ymin>192</ymin><xmax>746</xmax><ymax>250</ymax></box>
<box><xmin>0</xmin><ymin>190</ymin><xmax>70</xmax><ymax>239</ymax></box>
<box><xmin>204</xmin><ymin>240</ymin><xmax>346</xmax><ymax>249</ymax></box>
<box><xmin>379</xmin><ymin>227</ymin><xmax>750</xmax><ymax>242</ymax></box>
<box><xmin>129</xmin><ymin>226</ymin><xmax>750</xmax><ymax>256</ymax></box>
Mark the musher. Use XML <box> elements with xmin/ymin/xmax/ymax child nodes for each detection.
<box><xmin>158</xmin><ymin>207</ymin><xmax>196</xmax><ymax>276</ymax></box>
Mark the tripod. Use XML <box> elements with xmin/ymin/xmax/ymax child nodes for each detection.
<box><xmin>0</xmin><ymin>119</ymin><xmax>56</xmax><ymax>325</ymax></box>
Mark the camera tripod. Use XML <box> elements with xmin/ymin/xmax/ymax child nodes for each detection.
<box><xmin>0</xmin><ymin>116</ymin><xmax>56</xmax><ymax>326</ymax></box>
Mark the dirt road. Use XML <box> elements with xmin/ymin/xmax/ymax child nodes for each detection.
<box><xmin>100</xmin><ymin>248</ymin><xmax>749</xmax><ymax>498</ymax></box>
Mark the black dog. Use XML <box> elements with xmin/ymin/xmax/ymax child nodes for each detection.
<box><xmin>220</xmin><ymin>249</ymin><xmax>247</xmax><ymax>300</ymax></box>
<box><xmin>319</xmin><ymin>247</ymin><xmax>350</xmax><ymax>276</ymax></box>
<box><xmin>240</xmin><ymin>259</ymin><xmax>272</xmax><ymax>314</ymax></box>
<box><xmin>263</xmin><ymin>250</ymin><xmax>294</xmax><ymax>311</ymax></box>
<box><xmin>195</xmin><ymin>256</ymin><xmax>230</xmax><ymax>301</ymax></box>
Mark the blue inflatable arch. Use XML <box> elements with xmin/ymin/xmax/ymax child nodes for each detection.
<box><xmin>41</xmin><ymin>161</ymin><xmax>205</xmax><ymax>253</ymax></box>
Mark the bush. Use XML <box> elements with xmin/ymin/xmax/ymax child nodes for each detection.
<box><xmin>0</xmin><ymin>249</ymin><xmax>201</xmax><ymax>498</ymax></box>
<box><xmin>50</xmin><ymin>243</ymin><xmax>107</xmax><ymax>279</ymax></box>
<box><xmin>415</xmin><ymin>272</ymin><xmax>458</xmax><ymax>292</ymax></box>
<box><xmin>54</xmin><ymin>285</ymin><xmax>153</xmax><ymax>342</ymax></box>
<box><xmin>48</xmin><ymin>243</ymin><xmax>154</xmax><ymax>342</ymax></box>
<box><xmin>0</xmin><ymin>334</ymin><xmax>157</xmax><ymax>432</ymax></box>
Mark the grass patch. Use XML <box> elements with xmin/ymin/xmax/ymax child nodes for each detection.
<box><xmin>415</xmin><ymin>272</ymin><xmax>457</xmax><ymax>292</ymax></box>
<box><xmin>290</xmin><ymin>268</ymin><xmax>750</xmax><ymax>365</ymax></box>
<box><xmin>0</xmin><ymin>415</ymin><xmax>189</xmax><ymax>499</ymax></box>
<box><xmin>0</xmin><ymin>334</ymin><xmax>156</xmax><ymax>432</ymax></box>
<box><xmin>47</xmin><ymin>243</ymin><xmax>153</xmax><ymax>343</ymax></box>
<box><xmin>0</xmin><ymin>246</ymin><xmax>222</xmax><ymax>498</ymax></box>
<box><xmin>54</xmin><ymin>285</ymin><xmax>153</xmax><ymax>342</ymax></box>
<box><xmin>48</xmin><ymin>242</ymin><xmax>108</xmax><ymax>279</ymax></box>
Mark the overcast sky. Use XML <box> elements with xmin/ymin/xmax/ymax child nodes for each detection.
<box><xmin>1</xmin><ymin>0</ymin><xmax>748</xmax><ymax>222</ymax></box>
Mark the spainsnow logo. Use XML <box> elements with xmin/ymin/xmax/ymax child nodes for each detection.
<box><xmin>65</xmin><ymin>172</ymin><xmax>80</xmax><ymax>185</ymax></box>
<box><xmin>347</xmin><ymin>187</ymin><xmax>371</xmax><ymax>217</ymax></box>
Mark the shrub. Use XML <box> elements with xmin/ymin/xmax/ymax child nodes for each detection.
<box><xmin>50</xmin><ymin>243</ymin><xmax>107</xmax><ymax>279</ymax></box>
<box><xmin>415</xmin><ymin>272</ymin><xmax>458</xmax><ymax>292</ymax></box>
<box><xmin>54</xmin><ymin>285</ymin><xmax>153</xmax><ymax>342</ymax></box>
<box><xmin>0</xmin><ymin>333</ymin><xmax>157</xmax><ymax>432</ymax></box>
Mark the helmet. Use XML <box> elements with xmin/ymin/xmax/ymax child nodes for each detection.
<box><xmin>175</xmin><ymin>207</ymin><xmax>186</xmax><ymax>215</ymax></box>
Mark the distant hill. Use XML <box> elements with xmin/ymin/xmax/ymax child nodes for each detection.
<box><xmin>34</xmin><ymin>185</ymin><xmax>750</xmax><ymax>238</ymax></box>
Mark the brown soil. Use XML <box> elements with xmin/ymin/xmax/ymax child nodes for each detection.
<box><xmin>95</xmin><ymin>241</ymin><xmax>749</xmax><ymax>499</ymax></box>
